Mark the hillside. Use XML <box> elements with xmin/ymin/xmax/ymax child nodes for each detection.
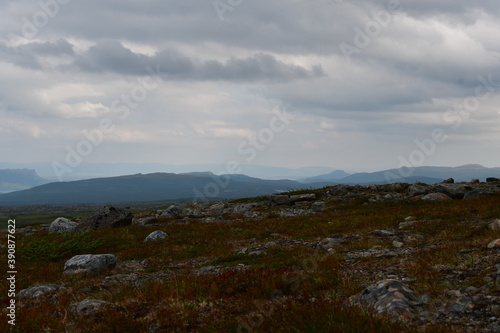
<box><xmin>0</xmin><ymin>169</ymin><xmax>49</xmax><ymax>193</ymax></box>
<box><xmin>1</xmin><ymin>180</ymin><xmax>499</xmax><ymax>332</ymax></box>
<box><xmin>300</xmin><ymin>165</ymin><xmax>500</xmax><ymax>185</ymax></box>
<box><xmin>0</xmin><ymin>172</ymin><xmax>329</xmax><ymax>206</ymax></box>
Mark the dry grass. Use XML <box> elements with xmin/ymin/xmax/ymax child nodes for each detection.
<box><xmin>0</xmin><ymin>191</ymin><xmax>498</xmax><ymax>332</ymax></box>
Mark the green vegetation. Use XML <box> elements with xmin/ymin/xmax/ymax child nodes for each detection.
<box><xmin>20</xmin><ymin>232</ymin><xmax>103</xmax><ymax>262</ymax></box>
<box><xmin>0</xmin><ymin>189</ymin><xmax>498</xmax><ymax>332</ymax></box>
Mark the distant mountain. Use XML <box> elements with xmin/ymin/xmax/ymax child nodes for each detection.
<box><xmin>300</xmin><ymin>164</ymin><xmax>500</xmax><ymax>185</ymax></box>
<box><xmin>0</xmin><ymin>162</ymin><xmax>335</xmax><ymax>181</ymax></box>
<box><xmin>0</xmin><ymin>169</ymin><xmax>49</xmax><ymax>193</ymax></box>
<box><xmin>299</xmin><ymin>170</ymin><xmax>351</xmax><ymax>183</ymax></box>
<box><xmin>0</xmin><ymin>172</ymin><xmax>324</xmax><ymax>206</ymax></box>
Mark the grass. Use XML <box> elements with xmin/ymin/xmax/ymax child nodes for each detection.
<box><xmin>0</xmin><ymin>190</ymin><xmax>498</xmax><ymax>332</ymax></box>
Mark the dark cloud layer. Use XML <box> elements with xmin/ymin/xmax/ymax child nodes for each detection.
<box><xmin>0</xmin><ymin>0</ymin><xmax>499</xmax><ymax>173</ymax></box>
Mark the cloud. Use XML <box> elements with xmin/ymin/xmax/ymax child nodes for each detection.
<box><xmin>70</xmin><ymin>40</ymin><xmax>324</xmax><ymax>82</ymax></box>
<box><xmin>0</xmin><ymin>0</ymin><xmax>499</xmax><ymax>174</ymax></box>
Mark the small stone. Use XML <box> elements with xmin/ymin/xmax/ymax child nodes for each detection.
<box><xmin>70</xmin><ymin>299</ymin><xmax>116</xmax><ymax>317</ymax></box>
<box><xmin>320</xmin><ymin>237</ymin><xmax>342</xmax><ymax>250</ymax></box>
<box><xmin>489</xmin><ymin>219</ymin><xmax>500</xmax><ymax>231</ymax></box>
<box><xmin>144</xmin><ymin>230</ymin><xmax>169</xmax><ymax>242</ymax></box>
<box><xmin>248</xmin><ymin>250</ymin><xmax>266</xmax><ymax>256</ymax></box>
<box><xmin>421</xmin><ymin>193</ymin><xmax>452</xmax><ymax>201</ymax></box>
<box><xmin>289</xmin><ymin>193</ymin><xmax>316</xmax><ymax>203</ymax></box>
<box><xmin>487</xmin><ymin>239</ymin><xmax>500</xmax><ymax>249</ymax></box>
<box><xmin>264</xmin><ymin>241</ymin><xmax>277</xmax><ymax>249</ymax></box>
<box><xmin>393</xmin><ymin>241</ymin><xmax>404</xmax><ymax>248</ymax></box>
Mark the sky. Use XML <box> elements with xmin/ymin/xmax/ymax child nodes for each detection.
<box><xmin>1</xmin><ymin>0</ymin><xmax>499</xmax><ymax>180</ymax></box>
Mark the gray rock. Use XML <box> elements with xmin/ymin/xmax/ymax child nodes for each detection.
<box><xmin>431</xmin><ymin>184</ymin><xmax>470</xmax><ymax>199</ymax></box>
<box><xmin>70</xmin><ymin>299</ymin><xmax>116</xmax><ymax>317</ymax></box>
<box><xmin>442</xmin><ymin>178</ymin><xmax>455</xmax><ymax>184</ymax></box>
<box><xmin>144</xmin><ymin>230</ymin><xmax>169</xmax><ymax>242</ymax></box>
<box><xmin>269</xmin><ymin>195</ymin><xmax>290</xmax><ymax>205</ymax></box>
<box><xmin>18</xmin><ymin>226</ymin><xmax>36</xmax><ymax>235</ymax></box>
<box><xmin>372</xmin><ymin>229</ymin><xmax>396</xmax><ymax>237</ymax></box>
<box><xmin>489</xmin><ymin>219</ymin><xmax>500</xmax><ymax>231</ymax></box>
<box><xmin>63</xmin><ymin>254</ymin><xmax>117</xmax><ymax>276</ymax></box>
<box><xmin>487</xmin><ymin>239</ymin><xmax>500</xmax><ymax>249</ymax></box>
<box><xmin>350</xmin><ymin>279</ymin><xmax>422</xmax><ymax>320</ymax></box>
<box><xmin>161</xmin><ymin>205</ymin><xmax>182</xmax><ymax>218</ymax></box>
<box><xmin>421</xmin><ymin>193</ymin><xmax>452</xmax><ymax>201</ymax></box>
<box><xmin>486</xmin><ymin>177</ymin><xmax>500</xmax><ymax>183</ymax></box>
<box><xmin>290</xmin><ymin>193</ymin><xmax>316</xmax><ymax>203</ymax></box>
<box><xmin>463</xmin><ymin>191</ymin><xmax>482</xmax><ymax>200</ymax></box>
<box><xmin>233</xmin><ymin>203</ymin><xmax>256</xmax><ymax>214</ymax></box>
<box><xmin>311</xmin><ymin>201</ymin><xmax>326</xmax><ymax>211</ymax></box>
<box><xmin>320</xmin><ymin>237</ymin><xmax>342</xmax><ymax>250</ymax></box>
<box><xmin>17</xmin><ymin>284</ymin><xmax>62</xmax><ymax>300</ymax></box>
<box><xmin>248</xmin><ymin>250</ymin><xmax>266</xmax><ymax>256</ymax></box>
<box><xmin>132</xmin><ymin>217</ymin><xmax>158</xmax><ymax>226</ymax></box>
<box><xmin>77</xmin><ymin>206</ymin><xmax>132</xmax><ymax>231</ymax></box>
<box><xmin>49</xmin><ymin>217</ymin><xmax>78</xmax><ymax>234</ymax></box>
<box><xmin>408</xmin><ymin>184</ymin><xmax>429</xmax><ymax>196</ymax></box>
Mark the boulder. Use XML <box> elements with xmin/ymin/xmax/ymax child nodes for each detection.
<box><xmin>269</xmin><ymin>195</ymin><xmax>290</xmax><ymax>205</ymax></box>
<box><xmin>17</xmin><ymin>284</ymin><xmax>62</xmax><ymax>300</ymax></box>
<box><xmin>421</xmin><ymin>193</ymin><xmax>452</xmax><ymax>201</ymax></box>
<box><xmin>349</xmin><ymin>279</ymin><xmax>423</xmax><ymax>320</ymax></box>
<box><xmin>144</xmin><ymin>230</ymin><xmax>169</xmax><ymax>242</ymax></box>
<box><xmin>161</xmin><ymin>205</ymin><xmax>182</xmax><ymax>218</ymax></box>
<box><xmin>442</xmin><ymin>178</ymin><xmax>455</xmax><ymax>184</ymax></box>
<box><xmin>463</xmin><ymin>191</ymin><xmax>482</xmax><ymax>200</ymax></box>
<box><xmin>49</xmin><ymin>217</ymin><xmax>78</xmax><ymax>234</ymax></box>
<box><xmin>311</xmin><ymin>201</ymin><xmax>326</xmax><ymax>211</ymax></box>
<box><xmin>486</xmin><ymin>177</ymin><xmax>500</xmax><ymax>183</ymax></box>
<box><xmin>77</xmin><ymin>206</ymin><xmax>132</xmax><ymax>231</ymax></box>
<box><xmin>63</xmin><ymin>254</ymin><xmax>117</xmax><ymax>276</ymax></box>
<box><xmin>431</xmin><ymin>184</ymin><xmax>470</xmax><ymax>199</ymax></box>
<box><xmin>408</xmin><ymin>184</ymin><xmax>428</xmax><ymax>197</ymax></box>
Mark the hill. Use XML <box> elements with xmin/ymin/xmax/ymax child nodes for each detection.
<box><xmin>300</xmin><ymin>165</ymin><xmax>500</xmax><ymax>184</ymax></box>
<box><xmin>0</xmin><ymin>172</ymin><xmax>328</xmax><ymax>206</ymax></box>
<box><xmin>0</xmin><ymin>169</ymin><xmax>49</xmax><ymax>193</ymax></box>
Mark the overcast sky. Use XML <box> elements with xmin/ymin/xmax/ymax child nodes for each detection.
<box><xmin>1</xmin><ymin>0</ymin><xmax>499</xmax><ymax>179</ymax></box>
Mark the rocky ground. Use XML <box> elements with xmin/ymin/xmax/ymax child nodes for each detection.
<box><xmin>1</xmin><ymin>178</ymin><xmax>500</xmax><ymax>332</ymax></box>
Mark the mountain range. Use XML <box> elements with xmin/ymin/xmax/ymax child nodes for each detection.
<box><xmin>0</xmin><ymin>164</ymin><xmax>499</xmax><ymax>206</ymax></box>
<box><xmin>0</xmin><ymin>169</ymin><xmax>49</xmax><ymax>193</ymax></box>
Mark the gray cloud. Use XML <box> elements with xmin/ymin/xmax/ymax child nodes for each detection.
<box><xmin>70</xmin><ymin>40</ymin><xmax>324</xmax><ymax>81</ymax></box>
<box><xmin>0</xmin><ymin>0</ymin><xmax>499</xmax><ymax>175</ymax></box>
